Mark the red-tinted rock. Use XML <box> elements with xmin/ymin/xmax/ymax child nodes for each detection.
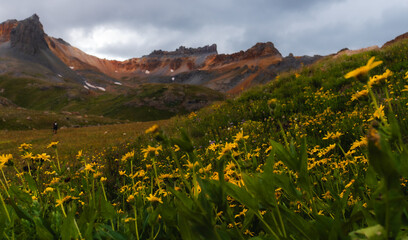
<box><xmin>0</xmin><ymin>19</ymin><xmax>18</xmax><ymax>43</ymax></box>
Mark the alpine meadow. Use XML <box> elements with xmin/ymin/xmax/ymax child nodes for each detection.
<box><xmin>3</xmin><ymin>7</ymin><xmax>408</xmax><ymax>240</ymax></box>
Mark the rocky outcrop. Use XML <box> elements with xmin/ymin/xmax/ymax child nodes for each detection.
<box><xmin>147</xmin><ymin>44</ymin><xmax>217</xmax><ymax>57</ymax></box>
<box><xmin>0</xmin><ymin>96</ymin><xmax>17</xmax><ymax>107</ymax></box>
<box><xmin>10</xmin><ymin>14</ymin><xmax>49</xmax><ymax>55</ymax></box>
<box><xmin>211</xmin><ymin>42</ymin><xmax>282</xmax><ymax>65</ymax></box>
<box><xmin>268</xmin><ymin>53</ymin><xmax>322</xmax><ymax>74</ymax></box>
<box><xmin>333</xmin><ymin>46</ymin><xmax>379</xmax><ymax>58</ymax></box>
<box><xmin>382</xmin><ymin>32</ymin><xmax>408</xmax><ymax>48</ymax></box>
<box><xmin>0</xmin><ymin>19</ymin><xmax>18</xmax><ymax>43</ymax></box>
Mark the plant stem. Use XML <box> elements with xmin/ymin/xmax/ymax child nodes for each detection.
<box><xmin>1</xmin><ymin>169</ymin><xmax>9</xmax><ymax>189</ymax></box>
<box><xmin>0</xmin><ymin>191</ymin><xmax>11</xmax><ymax>222</ymax></box>
<box><xmin>134</xmin><ymin>206</ymin><xmax>140</xmax><ymax>240</ymax></box>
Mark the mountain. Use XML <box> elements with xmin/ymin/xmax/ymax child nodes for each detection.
<box><xmin>0</xmin><ymin>14</ymin><xmax>323</xmax><ymax>94</ymax></box>
<box><xmin>0</xmin><ymin>14</ymin><xmax>324</xmax><ymax>127</ymax></box>
<box><xmin>47</xmin><ymin>36</ymin><xmax>321</xmax><ymax>93</ymax></box>
<box><xmin>0</xmin><ymin>14</ymin><xmax>85</xmax><ymax>83</ymax></box>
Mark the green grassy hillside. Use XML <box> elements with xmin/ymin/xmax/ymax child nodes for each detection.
<box><xmin>0</xmin><ymin>76</ymin><xmax>225</xmax><ymax>128</ymax></box>
<box><xmin>2</xmin><ymin>39</ymin><xmax>408</xmax><ymax>239</ymax></box>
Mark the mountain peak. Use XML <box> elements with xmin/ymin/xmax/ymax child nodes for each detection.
<box><xmin>10</xmin><ymin>13</ymin><xmax>49</xmax><ymax>55</ymax></box>
<box><xmin>147</xmin><ymin>44</ymin><xmax>218</xmax><ymax>57</ymax></box>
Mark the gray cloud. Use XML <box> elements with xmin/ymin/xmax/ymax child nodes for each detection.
<box><xmin>1</xmin><ymin>0</ymin><xmax>407</xmax><ymax>60</ymax></box>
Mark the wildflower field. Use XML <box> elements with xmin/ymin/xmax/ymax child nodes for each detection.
<box><xmin>2</xmin><ymin>40</ymin><xmax>408</xmax><ymax>239</ymax></box>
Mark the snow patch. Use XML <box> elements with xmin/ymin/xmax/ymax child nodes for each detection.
<box><xmin>171</xmin><ymin>77</ymin><xmax>175</xmax><ymax>81</ymax></box>
<box><xmin>145</xmin><ymin>70</ymin><xmax>150</xmax><ymax>74</ymax></box>
<box><xmin>85</xmin><ymin>81</ymin><xmax>106</xmax><ymax>91</ymax></box>
<box><xmin>57</xmin><ymin>74</ymin><xmax>63</xmax><ymax>78</ymax></box>
<box><xmin>114</xmin><ymin>82</ymin><xmax>122</xmax><ymax>85</ymax></box>
<box><xmin>170</xmin><ymin>69</ymin><xmax>174</xmax><ymax>73</ymax></box>
<box><xmin>84</xmin><ymin>85</ymin><xmax>89</xmax><ymax>90</ymax></box>
<box><xmin>69</xmin><ymin>66</ymin><xmax>74</xmax><ymax>70</ymax></box>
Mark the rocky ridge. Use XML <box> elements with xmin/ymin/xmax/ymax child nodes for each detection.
<box><xmin>147</xmin><ymin>44</ymin><xmax>217</xmax><ymax>57</ymax></box>
<box><xmin>211</xmin><ymin>42</ymin><xmax>282</xmax><ymax>65</ymax></box>
<box><xmin>0</xmin><ymin>14</ymin><xmax>322</xmax><ymax>93</ymax></box>
<box><xmin>382</xmin><ymin>32</ymin><xmax>408</xmax><ymax>48</ymax></box>
<box><xmin>10</xmin><ymin>14</ymin><xmax>49</xmax><ymax>55</ymax></box>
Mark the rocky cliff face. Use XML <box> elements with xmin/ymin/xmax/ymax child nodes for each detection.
<box><xmin>211</xmin><ymin>42</ymin><xmax>282</xmax><ymax>66</ymax></box>
<box><xmin>10</xmin><ymin>14</ymin><xmax>49</xmax><ymax>55</ymax></box>
<box><xmin>0</xmin><ymin>19</ymin><xmax>18</xmax><ymax>43</ymax></box>
<box><xmin>147</xmin><ymin>44</ymin><xmax>217</xmax><ymax>57</ymax></box>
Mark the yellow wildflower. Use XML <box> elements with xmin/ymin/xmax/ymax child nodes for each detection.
<box><xmin>146</xmin><ymin>193</ymin><xmax>163</xmax><ymax>204</ymax></box>
<box><xmin>141</xmin><ymin>145</ymin><xmax>162</xmax><ymax>159</ymax></box>
<box><xmin>244</xmin><ymin>229</ymin><xmax>255</xmax><ymax>236</ymax></box>
<box><xmin>121</xmin><ymin>151</ymin><xmax>135</xmax><ymax>162</ymax></box>
<box><xmin>43</xmin><ymin>187</ymin><xmax>54</xmax><ymax>194</ymax></box>
<box><xmin>322</xmin><ymin>132</ymin><xmax>333</xmax><ymax>140</ymax></box>
<box><xmin>84</xmin><ymin>163</ymin><xmax>95</xmax><ymax>172</ymax></box>
<box><xmin>0</xmin><ymin>154</ymin><xmax>13</xmax><ymax>169</ymax></box>
<box><xmin>233</xmin><ymin>130</ymin><xmax>249</xmax><ymax>142</ymax></box>
<box><xmin>22</xmin><ymin>152</ymin><xmax>34</xmax><ymax>159</ymax></box>
<box><xmin>218</xmin><ymin>142</ymin><xmax>238</xmax><ymax>159</ymax></box>
<box><xmin>208</xmin><ymin>143</ymin><xmax>218</xmax><ymax>151</ymax></box>
<box><xmin>317</xmin><ymin>144</ymin><xmax>336</xmax><ymax>157</ymax></box>
<box><xmin>345</xmin><ymin>179</ymin><xmax>355</xmax><ymax>189</ymax></box>
<box><xmin>36</xmin><ymin>153</ymin><xmax>51</xmax><ymax>162</ymax></box>
<box><xmin>372</xmin><ymin>105</ymin><xmax>385</xmax><ymax>120</ymax></box>
<box><xmin>93</xmin><ymin>171</ymin><xmax>102</xmax><ymax>178</ymax></box>
<box><xmin>350</xmin><ymin>136</ymin><xmax>368</xmax><ymax>150</ymax></box>
<box><xmin>47</xmin><ymin>141</ymin><xmax>59</xmax><ymax>149</ymax></box>
<box><xmin>76</xmin><ymin>150</ymin><xmax>83</xmax><ymax>159</ymax></box>
<box><xmin>368</xmin><ymin>69</ymin><xmax>392</xmax><ymax>87</ymax></box>
<box><xmin>100</xmin><ymin>177</ymin><xmax>107</xmax><ymax>182</ymax></box>
<box><xmin>124</xmin><ymin>217</ymin><xmax>135</xmax><ymax>223</ymax></box>
<box><xmin>126</xmin><ymin>194</ymin><xmax>135</xmax><ymax>203</ymax></box>
<box><xmin>188</xmin><ymin>112</ymin><xmax>197</xmax><ymax>119</ymax></box>
<box><xmin>351</xmin><ymin>89</ymin><xmax>368</xmax><ymax>101</ymax></box>
<box><xmin>267</xmin><ymin>98</ymin><xmax>278</xmax><ymax>105</ymax></box>
<box><xmin>145</xmin><ymin>124</ymin><xmax>159</xmax><ymax>134</ymax></box>
<box><xmin>344</xmin><ymin>56</ymin><xmax>382</xmax><ymax>79</ymax></box>
<box><xmin>184</xmin><ymin>160</ymin><xmax>199</xmax><ymax>170</ymax></box>
<box><xmin>322</xmin><ymin>191</ymin><xmax>333</xmax><ymax>200</ymax></box>
<box><xmin>55</xmin><ymin>196</ymin><xmax>73</xmax><ymax>207</ymax></box>
<box><xmin>18</xmin><ymin>143</ymin><xmax>32</xmax><ymax>152</ymax></box>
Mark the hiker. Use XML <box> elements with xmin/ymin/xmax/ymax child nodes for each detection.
<box><xmin>53</xmin><ymin>121</ymin><xmax>58</xmax><ymax>134</ymax></box>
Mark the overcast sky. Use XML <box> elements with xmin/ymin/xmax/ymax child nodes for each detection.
<box><xmin>1</xmin><ymin>0</ymin><xmax>408</xmax><ymax>60</ymax></box>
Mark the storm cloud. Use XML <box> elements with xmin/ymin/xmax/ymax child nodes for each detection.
<box><xmin>1</xmin><ymin>0</ymin><xmax>407</xmax><ymax>60</ymax></box>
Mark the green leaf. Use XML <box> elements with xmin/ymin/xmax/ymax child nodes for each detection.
<box><xmin>224</xmin><ymin>181</ymin><xmax>258</xmax><ymax>211</ymax></box>
<box><xmin>367</xmin><ymin>128</ymin><xmax>400</xmax><ymax>189</ymax></box>
<box><xmin>8</xmin><ymin>198</ymin><xmax>34</xmax><ymax>224</ymax></box>
<box><xmin>94</xmin><ymin>224</ymin><xmax>127</xmax><ymax>240</ymax></box>
<box><xmin>24</xmin><ymin>173</ymin><xmax>38</xmax><ymax>193</ymax></box>
<box><xmin>34</xmin><ymin>217</ymin><xmax>55</xmax><ymax>240</ymax></box>
<box><xmin>170</xmin><ymin>129</ymin><xmax>194</xmax><ymax>153</ymax></box>
<box><xmin>98</xmin><ymin>194</ymin><xmax>116</xmax><ymax>220</ymax></box>
<box><xmin>61</xmin><ymin>206</ymin><xmax>80</xmax><ymax>240</ymax></box>
<box><xmin>349</xmin><ymin>224</ymin><xmax>386</xmax><ymax>240</ymax></box>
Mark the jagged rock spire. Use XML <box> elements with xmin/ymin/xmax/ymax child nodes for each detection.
<box><xmin>10</xmin><ymin>14</ymin><xmax>49</xmax><ymax>55</ymax></box>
